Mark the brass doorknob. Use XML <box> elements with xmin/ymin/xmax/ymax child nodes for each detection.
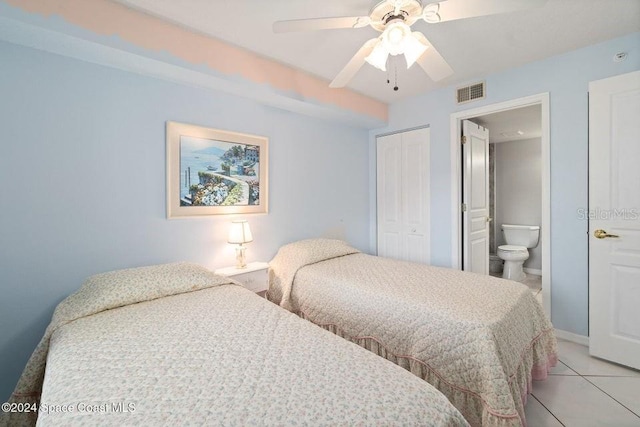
<box><xmin>486</xmin><ymin>217</ymin><xmax>493</xmax><ymax>223</ymax></box>
<box><xmin>594</xmin><ymin>229</ymin><xmax>619</xmax><ymax>239</ymax></box>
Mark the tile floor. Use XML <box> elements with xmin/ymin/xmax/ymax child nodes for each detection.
<box><xmin>490</xmin><ymin>271</ymin><xmax>542</xmax><ymax>303</ymax></box>
<box><xmin>489</xmin><ymin>271</ymin><xmax>541</xmax><ymax>290</ymax></box>
<box><xmin>525</xmin><ymin>338</ymin><xmax>640</xmax><ymax>426</ymax></box>
<box><xmin>521</xmin><ymin>274</ymin><xmax>542</xmax><ymax>293</ymax></box>
<box><xmin>346</xmin><ymin>270</ymin><xmax>634</xmax><ymax>424</ymax></box>
<box><xmin>487</xmin><ymin>272</ymin><xmax>639</xmax><ymax>424</ymax></box>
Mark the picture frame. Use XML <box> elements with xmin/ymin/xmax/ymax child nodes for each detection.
<box><xmin>166</xmin><ymin>121</ymin><xmax>268</xmax><ymax>218</ymax></box>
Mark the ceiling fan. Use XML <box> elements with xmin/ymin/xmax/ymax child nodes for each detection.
<box><xmin>274</xmin><ymin>0</ymin><xmax>547</xmax><ymax>88</ymax></box>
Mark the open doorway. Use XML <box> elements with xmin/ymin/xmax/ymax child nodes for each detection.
<box><xmin>450</xmin><ymin>94</ymin><xmax>551</xmax><ymax>318</ymax></box>
<box><xmin>476</xmin><ymin>106</ymin><xmax>543</xmax><ymax>302</ymax></box>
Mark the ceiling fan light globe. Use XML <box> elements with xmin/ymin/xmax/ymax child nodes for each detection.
<box><xmin>403</xmin><ymin>34</ymin><xmax>429</xmax><ymax>68</ymax></box>
<box><xmin>388</xmin><ymin>26</ymin><xmax>404</xmax><ymax>44</ymax></box>
<box><xmin>365</xmin><ymin>42</ymin><xmax>389</xmax><ymax>71</ymax></box>
<box><xmin>382</xmin><ymin>20</ymin><xmax>411</xmax><ymax>55</ymax></box>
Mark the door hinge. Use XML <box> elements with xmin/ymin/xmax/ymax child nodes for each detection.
<box><xmin>461</xmin><ymin>135</ymin><xmax>467</xmax><ymax>144</ymax></box>
<box><xmin>461</xmin><ymin>203</ymin><xmax>467</xmax><ymax>212</ymax></box>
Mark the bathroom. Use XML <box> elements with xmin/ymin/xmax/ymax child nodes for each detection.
<box><xmin>475</xmin><ymin>105</ymin><xmax>543</xmax><ymax>299</ymax></box>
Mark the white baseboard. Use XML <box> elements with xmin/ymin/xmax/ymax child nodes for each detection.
<box><xmin>524</xmin><ymin>268</ymin><xmax>542</xmax><ymax>276</ymax></box>
<box><xmin>555</xmin><ymin>329</ymin><xmax>589</xmax><ymax>346</ymax></box>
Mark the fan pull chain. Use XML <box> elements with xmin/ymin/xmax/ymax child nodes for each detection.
<box><xmin>394</xmin><ymin>62</ymin><xmax>399</xmax><ymax>91</ymax></box>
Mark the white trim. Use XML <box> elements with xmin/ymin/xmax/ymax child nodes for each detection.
<box><xmin>524</xmin><ymin>267</ymin><xmax>542</xmax><ymax>276</ymax></box>
<box><xmin>450</xmin><ymin>93</ymin><xmax>551</xmax><ymax>319</ymax></box>
<box><xmin>376</xmin><ymin>124</ymin><xmax>431</xmax><ymax>138</ymax></box>
<box><xmin>555</xmin><ymin>329</ymin><xmax>590</xmax><ymax>346</ymax></box>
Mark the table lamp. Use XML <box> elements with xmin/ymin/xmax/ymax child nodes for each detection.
<box><xmin>228</xmin><ymin>220</ymin><xmax>253</xmax><ymax>269</ymax></box>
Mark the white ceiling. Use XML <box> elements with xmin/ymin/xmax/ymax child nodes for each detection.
<box><xmin>473</xmin><ymin>104</ymin><xmax>541</xmax><ymax>143</ymax></box>
<box><xmin>113</xmin><ymin>0</ymin><xmax>640</xmax><ymax>103</ymax></box>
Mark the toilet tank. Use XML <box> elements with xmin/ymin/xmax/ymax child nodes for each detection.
<box><xmin>501</xmin><ymin>224</ymin><xmax>540</xmax><ymax>248</ymax></box>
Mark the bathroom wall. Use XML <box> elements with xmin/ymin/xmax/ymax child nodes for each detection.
<box><xmin>495</xmin><ymin>138</ymin><xmax>542</xmax><ymax>271</ymax></box>
<box><xmin>489</xmin><ymin>144</ymin><xmax>497</xmax><ymax>254</ymax></box>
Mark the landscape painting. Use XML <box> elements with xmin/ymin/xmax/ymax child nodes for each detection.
<box><xmin>166</xmin><ymin>122</ymin><xmax>268</xmax><ymax>218</ymax></box>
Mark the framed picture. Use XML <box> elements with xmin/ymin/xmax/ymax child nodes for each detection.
<box><xmin>166</xmin><ymin>121</ymin><xmax>268</xmax><ymax>218</ymax></box>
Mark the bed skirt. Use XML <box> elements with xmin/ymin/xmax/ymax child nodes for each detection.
<box><xmin>299</xmin><ymin>310</ymin><xmax>557</xmax><ymax>427</ymax></box>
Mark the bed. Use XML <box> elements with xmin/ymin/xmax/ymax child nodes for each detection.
<box><xmin>267</xmin><ymin>239</ymin><xmax>558</xmax><ymax>427</ymax></box>
<box><xmin>3</xmin><ymin>262</ymin><xmax>468</xmax><ymax>427</ymax></box>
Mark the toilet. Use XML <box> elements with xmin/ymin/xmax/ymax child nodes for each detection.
<box><xmin>497</xmin><ymin>224</ymin><xmax>540</xmax><ymax>281</ymax></box>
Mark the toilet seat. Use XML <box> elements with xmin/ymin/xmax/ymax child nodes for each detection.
<box><xmin>498</xmin><ymin>245</ymin><xmax>527</xmax><ymax>253</ymax></box>
<box><xmin>498</xmin><ymin>225</ymin><xmax>540</xmax><ymax>282</ymax></box>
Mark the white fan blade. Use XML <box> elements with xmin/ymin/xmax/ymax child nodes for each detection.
<box><xmin>274</xmin><ymin>16</ymin><xmax>370</xmax><ymax>33</ymax></box>
<box><xmin>413</xmin><ymin>32</ymin><xmax>454</xmax><ymax>82</ymax></box>
<box><xmin>330</xmin><ymin>38</ymin><xmax>380</xmax><ymax>88</ymax></box>
<box><xmin>423</xmin><ymin>0</ymin><xmax>547</xmax><ymax>23</ymax></box>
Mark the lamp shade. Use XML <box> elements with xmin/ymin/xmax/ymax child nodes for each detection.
<box><xmin>365</xmin><ymin>41</ymin><xmax>389</xmax><ymax>71</ymax></box>
<box><xmin>228</xmin><ymin>220</ymin><xmax>253</xmax><ymax>244</ymax></box>
<box><xmin>403</xmin><ymin>33</ymin><xmax>428</xmax><ymax>68</ymax></box>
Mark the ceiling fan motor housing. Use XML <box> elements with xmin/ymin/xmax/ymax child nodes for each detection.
<box><xmin>370</xmin><ymin>0</ymin><xmax>423</xmax><ymax>32</ymax></box>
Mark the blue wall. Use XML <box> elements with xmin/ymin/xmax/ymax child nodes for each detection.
<box><xmin>371</xmin><ymin>32</ymin><xmax>640</xmax><ymax>337</ymax></box>
<box><xmin>1</xmin><ymin>8</ymin><xmax>638</xmax><ymax>403</ymax></box>
<box><xmin>0</xmin><ymin>41</ymin><xmax>371</xmax><ymax>400</ymax></box>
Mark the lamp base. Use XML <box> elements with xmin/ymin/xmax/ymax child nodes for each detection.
<box><xmin>235</xmin><ymin>245</ymin><xmax>247</xmax><ymax>269</ymax></box>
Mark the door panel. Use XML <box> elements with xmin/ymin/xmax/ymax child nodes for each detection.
<box><xmin>462</xmin><ymin>120</ymin><xmax>490</xmax><ymax>275</ymax></box>
<box><xmin>382</xmin><ymin>232</ymin><xmax>401</xmax><ymax>260</ymax></box>
<box><xmin>403</xmin><ymin>134</ymin><xmax>426</xmax><ymax>226</ymax></box>
<box><xmin>402</xmin><ymin>128</ymin><xmax>430</xmax><ymax>262</ymax></box>
<box><xmin>612</xmin><ymin>92</ymin><xmax>640</xmax><ymax>210</ymax></box>
<box><xmin>589</xmin><ymin>70</ymin><xmax>640</xmax><ymax>369</ymax></box>
<box><xmin>377</xmin><ymin>134</ymin><xmax>402</xmax><ymax>259</ymax></box>
<box><xmin>407</xmin><ymin>233</ymin><xmax>427</xmax><ymax>263</ymax></box>
<box><xmin>470</xmin><ymin>239</ymin><xmax>488</xmax><ymax>273</ymax></box>
<box><xmin>470</xmin><ymin>216</ymin><xmax>486</xmax><ymax>232</ymax></box>
<box><xmin>383</xmin><ymin>144</ymin><xmax>402</xmax><ymax>224</ymax></box>
<box><xmin>377</xmin><ymin>128</ymin><xmax>430</xmax><ymax>264</ymax></box>
<box><xmin>470</xmin><ymin>138</ymin><xmax>488</xmax><ymax>209</ymax></box>
<box><xmin>611</xmin><ymin>266</ymin><xmax>640</xmax><ymax>339</ymax></box>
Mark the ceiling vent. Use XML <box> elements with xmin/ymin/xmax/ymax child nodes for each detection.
<box><xmin>456</xmin><ymin>81</ymin><xmax>486</xmax><ymax>104</ymax></box>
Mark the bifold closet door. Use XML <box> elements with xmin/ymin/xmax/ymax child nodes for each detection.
<box><xmin>377</xmin><ymin>128</ymin><xmax>430</xmax><ymax>264</ymax></box>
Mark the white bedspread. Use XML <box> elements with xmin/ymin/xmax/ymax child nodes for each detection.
<box><xmin>268</xmin><ymin>239</ymin><xmax>558</xmax><ymax>427</ymax></box>
<box><xmin>3</xmin><ymin>262</ymin><xmax>468</xmax><ymax>427</ymax></box>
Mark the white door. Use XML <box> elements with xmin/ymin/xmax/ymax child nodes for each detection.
<box><xmin>377</xmin><ymin>128</ymin><xmax>430</xmax><ymax>263</ymax></box>
<box><xmin>377</xmin><ymin>133</ymin><xmax>403</xmax><ymax>258</ymax></box>
<box><xmin>588</xmin><ymin>70</ymin><xmax>640</xmax><ymax>370</ymax></box>
<box><xmin>462</xmin><ymin>120</ymin><xmax>490</xmax><ymax>274</ymax></box>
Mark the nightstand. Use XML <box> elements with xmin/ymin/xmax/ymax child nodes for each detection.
<box><xmin>215</xmin><ymin>262</ymin><xmax>269</xmax><ymax>295</ymax></box>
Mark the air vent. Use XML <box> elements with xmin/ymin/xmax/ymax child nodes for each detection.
<box><xmin>456</xmin><ymin>81</ymin><xmax>486</xmax><ymax>104</ymax></box>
